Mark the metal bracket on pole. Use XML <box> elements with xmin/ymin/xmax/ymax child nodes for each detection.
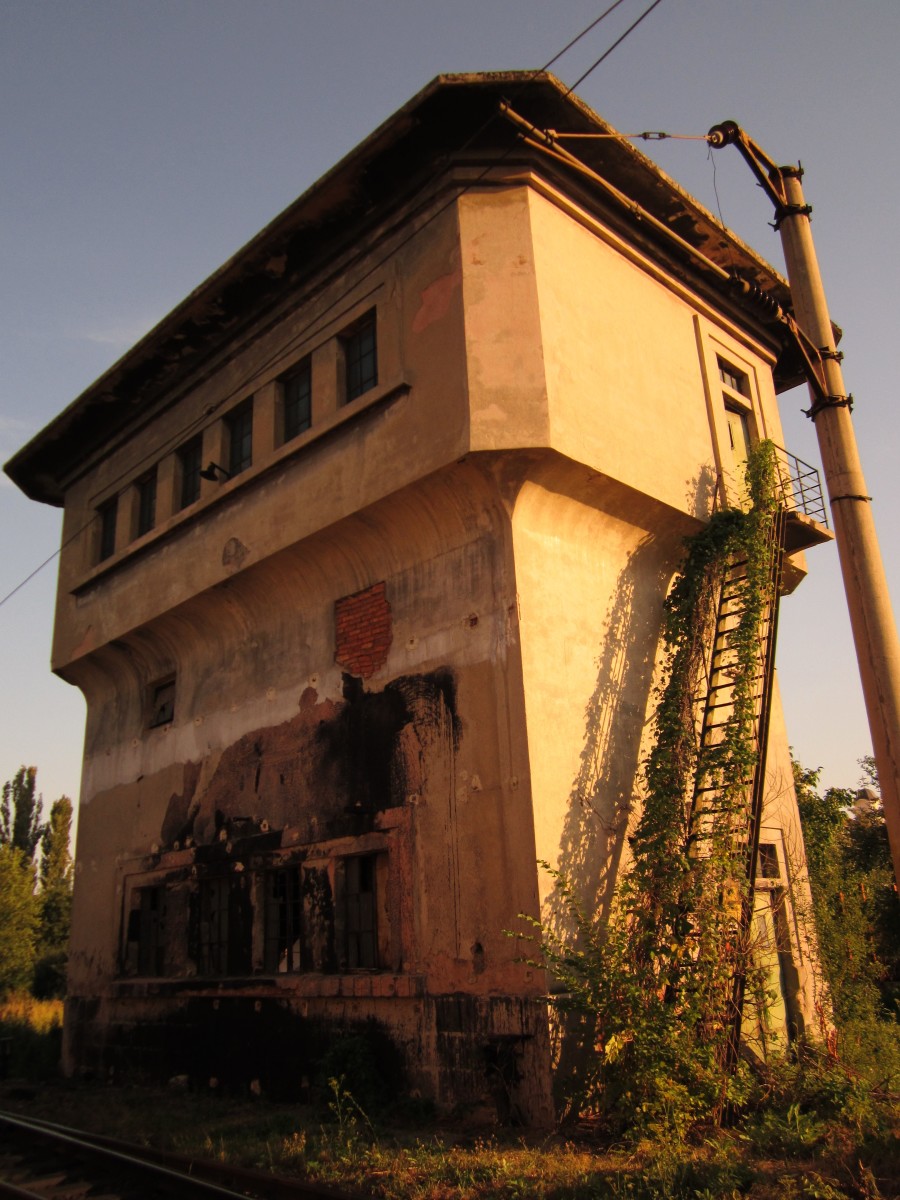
<box><xmin>710</xmin><ymin>116</ymin><xmax>900</xmax><ymax>894</ymax></box>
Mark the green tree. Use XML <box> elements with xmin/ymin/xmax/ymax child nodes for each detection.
<box><xmin>1</xmin><ymin>766</ymin><xmax>45</xmax><ymax>860</ymax></box>
<box><xmin>0</xmin><ymin>845</ymin><xmax>39</xmax><ymax>996</ymax></box>
<box><xmin>32</xmin><ymin>795</ymin><xmax>74</xmax><ymax>999</ymax></box>
<box><xmin>38</xmin><ymin>795</ymin><xmax>73</xmax><ymax>950</ymax></box>
<box><xmin>795</xmin><ymin>757</ymin><xmax>900</xmax><ymax>1024</ymax></box>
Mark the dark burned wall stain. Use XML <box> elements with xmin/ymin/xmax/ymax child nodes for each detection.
<box><xmin>160</xmin><ymin>760</ymin><xmax>202</xmax><ymax>847</ymax></box>
<box><xmin>97</xmin><ymin>998</ymin><xmax>403</xmax><ymax>1102</ymax></box>
<box><xmin>158</xmin><ymin>668</ymin><xmax>460</xmax><ymax>852</ymax></box>
<box><xmin>316</xmin><ymin>673</ymin><xmax>411</xmax><ymax>812</ymax></box>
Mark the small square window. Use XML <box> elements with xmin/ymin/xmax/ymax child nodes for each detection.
<box><xmin>149</xmin><ymin>677</ymin><xmax>175</xmax><ymax>728</ymax></box>
<box><xmin>343</xmin><ymin>312</ymin><xmax>377</xmax><ymax>403</ymax></box>
<box><xmin>226</xmin><ymin>399</ymin><xmax>253</xmax><ymax>477</ymax></box>
<box><xmin>281</xmin><ymin>359</ymin><xmax>312</xmax><ymax>443</ymax></box>
<box><xmin>718</xmin><ymin>358</ymin><xmax>748</xmax><ymax>397</ymax></box>
<box><xmin>177</xmin><ymin>436</ymin><xmax>203</xmax><ymax>510</ymax></box>
<box><xmin>136</xmin><ymin>469</ymin><xmax>157</xmax><ymax>537</ymax></box>
<box><xmin>97</xmin><ymin>496</ymin><xmax>118</xmax><ymax>562</ymax></box>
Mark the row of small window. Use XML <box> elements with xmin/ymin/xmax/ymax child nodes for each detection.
<box><xmin>125</xmin><ymin>853</ymin><xmax>382</xmax><ymax>979</ymax></box>
<box><xmin>96</xmin><ymin>311</ymin><xmax>378</xmax><ymax>563</ymax></box>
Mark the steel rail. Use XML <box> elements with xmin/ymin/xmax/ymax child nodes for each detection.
<box><xmin>0</xmin><ymin>1109</ymin><xmax>365</xmax><ymax>1200</ymax></box>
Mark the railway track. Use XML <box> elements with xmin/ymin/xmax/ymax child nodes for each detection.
<box><xmin>0</xmin><ymin>1110</ymin><xmax>367</xmax><ymax>1200</ymax></box>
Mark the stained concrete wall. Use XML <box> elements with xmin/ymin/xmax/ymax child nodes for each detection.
<box><xmin>52</xmin><ymin>170</ymin><xmax>821</xmax><ymax>1120</ymax></box>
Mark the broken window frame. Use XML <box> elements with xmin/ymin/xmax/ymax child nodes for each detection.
<box><xmin>124</xmin><ymin>884</ymin><xmax>167</xmax><ymax>977</ymax></box>
<box><xmin>344</xmin><ymin>852</ymin><xmax>379</xmax><ymax>969</ymax></box>
<box><xmin>264</xmin><ymin>865</ymin><xmax>303</xmax><ymax>973</ymax></box>
<box><xmin>196</xmin><ymin>872</ymin><xmax>253</xmax><ymax>978</ymax></box>
<box><xmin>148</xmin><ymin>676</ymin><xmax>175</xmax><ymax>729</ymax></box>
<box><xmin>198</xmin><ymin>876</ymin><xmax>230</xmax><ymax>976</ymax></box>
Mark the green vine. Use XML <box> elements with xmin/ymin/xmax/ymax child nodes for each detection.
<box><xmin>518</xmin><ymin>441</ymin><xmax>783</xmax><ymax>1135</ymax></box>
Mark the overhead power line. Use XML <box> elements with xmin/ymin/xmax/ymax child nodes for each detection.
<box><xmin>566</xmin><ymin>0</ymin><xmax>668</xmax><ymax>94</ymax></box>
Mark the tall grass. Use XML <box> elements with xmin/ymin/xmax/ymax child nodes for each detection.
<box><xmin>0</xmin><ymin>992</ymin><xmax>63</xmax><ymax>1080</ymax></box>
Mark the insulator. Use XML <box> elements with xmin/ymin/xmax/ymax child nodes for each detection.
<box><xmin>729</xmin><ymin>276</ymin><xmax>783</xmax><ymax>322</ymax></box>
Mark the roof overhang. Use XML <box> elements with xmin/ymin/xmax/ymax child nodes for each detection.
<box><xmin>5</xmin><ymin>72</ymin><xmax>809</xmax><ymax>505</ymax></box>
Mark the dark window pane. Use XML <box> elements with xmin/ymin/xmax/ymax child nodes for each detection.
<box><xmin>758</xmin><ymin>843</ymin><xmax>781</xmax><ymax>880</ymax></box>
<box><xmin>149</xmin><ymin>677</ymin><xmax>175</xmax><ymax>728</ymax></box>
<box><xmin>282</xmin><ymin>360</ymin><xmax>312</xmax><ymax>442</ymax></box>
<box><xmin>265</xmin><ymin>867</ymin><xmax>303</xmax><ymax>973</ymax></box>
<box><xmin>227</xmin><ymin>400</ymin><xmax>253</xmax><ymax>476</ymax></box>
<box><xmin>198</xmin><ymin>875</ymin><xmax>252</xmax><ymax>977</ymax></box>
<box><xmin>98</xmin><ymin>497</ymin><xmax>118</xmax><ymax>561</ymax></box>
<box><xmin>137</xmin><ymin>470</ymin><xmax>157</xmax><ymax>536</ymax></box>
<box><xmin>718</xmin><ymin>360</ymin><xmax>747</xmax><ymax>395</ymax></box>
<box><xmin>344</xmin><ymin>314</ymin><xmax>377</xmax><ymax>402</ymax></box>
<box><xmin>178</xmin><ymin>436</ymin><xmax>202</xmax><ymax>509</ymax></box>
<box><xmin>198</xmin><ymin>878</ymin><xmax>229</xmax><ymax>976</ymax></box>
<box><xmin>345</xmin><ymin>854</ymin><xmax>378</xmax><ymax>969</ymax></box>
<box><xmin>137</xmin><ymin>886</ymin><xmax>166</xmax><ymax>976</ymax></box>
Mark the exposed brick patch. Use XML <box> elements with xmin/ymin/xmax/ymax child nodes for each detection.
<box><xmin>334</xmin><ymin>581</ymin><xmax>393</xmax><ymax>679</ymax></box>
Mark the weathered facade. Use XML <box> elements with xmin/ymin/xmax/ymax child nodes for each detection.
<box><xmin>6</xmin><ymin>74</ymin><xmax>828</xmax><ymax>1122</ymax></box>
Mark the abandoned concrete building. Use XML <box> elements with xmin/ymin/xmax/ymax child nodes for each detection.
<box><xmin>6</xmin><ymin>73</ymin><xmax>832</xmax><ymax>1123</ymax></box>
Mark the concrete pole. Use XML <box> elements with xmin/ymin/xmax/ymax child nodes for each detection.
<box><xmin>776</xmin><ymin>168</ymin><xmax>900</xmax><ymax>887</ymax></box>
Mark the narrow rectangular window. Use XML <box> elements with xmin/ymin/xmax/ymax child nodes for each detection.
<box><xmin>124</xmin><ymin>885</ymin><xmax>166</xmax><ymax>976</ymax></box>
<box><xmin>226</xmin><ymin>399</ymin><xmax>253</xmax><ymax>477</ymax></box>
<box><xmin>136</xmin><ymin>469</ymin><xmax>157</xmax><ymax>536</ymax></box>
<box><xmin>281</xmin><ymin>359</ymin><xmax>312</xmax><ymax>443</ymax></box>
<box><xmin>138</xmin><ymin>886</ymin><xmax>165</xmax><ymax>976</ymax></box>
<box><xmin>197</xmin><ymin>875</ymin><xmax>252</xmax><ymax>976</ymax></box>
<box><xmin>97</xmin><ymin>496</ymin><xmax>118</xmax><ymax>562</ymax></box>
<box><xmin>178</xmin><ymin>436</ymin><xmax>203</xmax><ymax>509</ymax></box>
<box><xmin>198</xmin><ymin>877</ymin><xmax>229</xmax><ymax>976</ymax></box>
<box><xmin>264</xmin><ymin>867</ymin><xmax>303</xmax><ymax>973</ymax></box>
<box><xmin>343</xmin><ymin>312</ymin><xmax>377</xmax><ymax>403</ymax></box>
<box><xmin>345</xmin><ymin>854</ymin><xmax>378</xmax><ymax>968</ymax></box>
<box><xmin>757</xmin><ymin>842</ymin><xmax>781</xmax><ymax>880</ymax></box>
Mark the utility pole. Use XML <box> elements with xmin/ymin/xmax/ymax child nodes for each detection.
<box><xmin>709</xmin><ymin>122</ymin><xmax>900</xmax><ymax>888</ymax></box>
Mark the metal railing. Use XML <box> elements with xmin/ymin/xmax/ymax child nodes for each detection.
<box><xmin>772</xmin><ymin>444</ymin><xmax>829</xmax><ymax>527</ymax></box>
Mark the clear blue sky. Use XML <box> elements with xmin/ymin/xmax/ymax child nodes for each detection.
<box><xmin>2</xmin><ymin>0</ymin><xmax>898</xmax><ymax>811</ymax></box>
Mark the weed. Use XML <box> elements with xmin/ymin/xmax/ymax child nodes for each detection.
<box><xmin>0</xmin><ymin>992</ymin><xmax>63</xmax><ymax>1080</ymax></box>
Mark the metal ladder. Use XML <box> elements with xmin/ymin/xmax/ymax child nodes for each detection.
<box><xmin>686</xmin><ymin>506</ymin><xmax>787</xmax><ymax>1064</ymax></box>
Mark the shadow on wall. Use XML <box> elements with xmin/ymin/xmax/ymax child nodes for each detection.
<box><xmin>545</xmin><ymin>470</ymin><xmax>716</xmax><ymax>1101</ymax></box>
